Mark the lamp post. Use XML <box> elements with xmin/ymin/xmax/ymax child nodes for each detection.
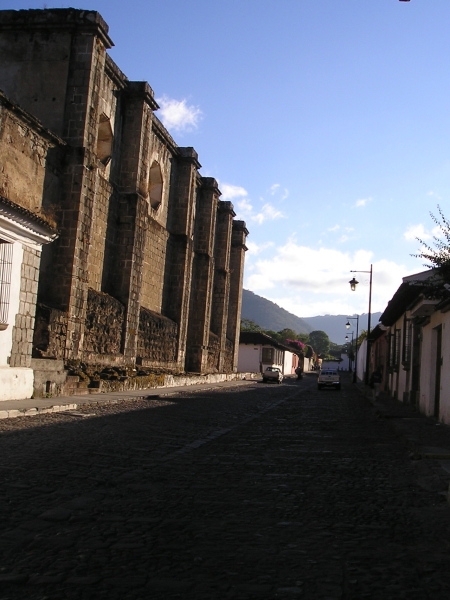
<box><xmin>349</xmin><ymin>264</ymin><xmax>373</xmax><ymax>385</ymax></box>
<box><xmin>345</xmin><ymin>315</ymin><xmax>359</xmax><ymax>383</ymax></box>
<box><xmin>345</xmin><ymin>331</ymin><xmax>354</xmax><ymax>373</ymax></box>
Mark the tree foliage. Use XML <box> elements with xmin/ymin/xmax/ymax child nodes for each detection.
<box><xmin>414</xmin><ymin>205</ymin><xmax>450</xmax><ymax>283</ymax></box>
<box><xmin>240</xmin><ymin>318</ymin><xmax>263</xmax><ymax>332</ymax></box>
<box><xmin>308</xmin><ymin>330</ymin><xmax>330</xmax><ymax>356</ymax></box>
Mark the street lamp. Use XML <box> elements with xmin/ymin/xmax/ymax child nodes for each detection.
<box><xmin>345</xmin><ymin>315</ymin><xmax>359</xmax><ymax>383</ymax></box>
<box><xmin>345</xmin><ymin>331</ymin><xmax>354</xmax><ymax>374</ymax></box>
<box><xmin>349</xmin><ymin>277</ymin><xmax>358</xmax><ymax>291</ymax></box>
<box><xmin>349</xmin><ymin>264</ymin><xmax>373</xmax><ymax>385</ymax></box>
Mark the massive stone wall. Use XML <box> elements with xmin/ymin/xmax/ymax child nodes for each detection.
<box><xmin>0</xmin><ymin>8</ymin><xmax>248</xmax><ymax>393</ymax></box>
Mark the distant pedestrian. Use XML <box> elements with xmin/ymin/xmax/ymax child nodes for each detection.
<box><xmin>370</xmin><ymin>368</ymin><xmax>382</xmax><ymax>400</ymax></box>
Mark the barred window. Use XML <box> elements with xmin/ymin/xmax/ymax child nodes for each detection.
<box><xmin>402</xmin><ymin>316</ymin><xmax>412</xmax><ymax>368</ymax></box>
<box><xmin>262</xmin><ymin>347</ymin><xmax>274</xmax><ymax>363</ymax></box>
<box><xmin>0</xmin><ymin>241</ymin><xmax>13</xmax><ymax>330</ymax></box>
<box><xmin>388</xmin><ymin>329</ymin><xmax>401</xmax><ymax>373</ymax></box>
<box><xmin>394</xmin><ymin>328</ymin><xmax>401</xmax><ymax>372</ymax></box>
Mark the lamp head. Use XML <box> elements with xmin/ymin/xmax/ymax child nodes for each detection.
<box><xmin>345</xmin><ymin>321</ymin><xmax>351</xmax><ymax>329</ymax></box>
<box><xmin>349</xmin><ymin>277</ymin><xmax>359</xmax><ymax>291</ymax></box>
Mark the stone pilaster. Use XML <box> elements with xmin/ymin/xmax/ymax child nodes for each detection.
<box><xmin>185</xmin><ymin>177</ymin><xmax>219</xmax><ymax>373</ymax></box>
<box><xmin>164</xmin><ymin>147</ymin><xmax>201</xmax><ymax>370</ymax></box>
<box><xmin>112</xmin><ymin>193</ymin><xmax>148</xmax><ymax>362</ymax></box>
<box><xmin>227</xmin><ymin>220</ymin><xmax>248</xmax><ymax>372</ymax></box>
<box><xmin>211</xmin><ymin>201</ymin><xmax>235</xmax><ymax>372</ymax></box>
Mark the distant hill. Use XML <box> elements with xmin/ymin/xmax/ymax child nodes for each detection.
<box><xmin>241</xmin><ymin>289</ymin><xmax>382</xmax><ymax>344</ymax></box>
<box><xmin>305</xmin><ymin>313</ymin><xmax>382</xmax><ymax>345</ymax></box>
<box><xmin>241</xmin><ymin>289</ymin><xmax>313</xmax><ymax>335</ymax></box>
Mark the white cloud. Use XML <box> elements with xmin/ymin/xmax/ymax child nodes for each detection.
<box><xmin>219</xmin><ymin>182</ymin><xmax>286</xmax><ymax>225</ymax></box>
<box><xmin>270</xmin><ymin>184</ymin><xmax>280</xmax><ymax>195</ymax></box>
<box><xmin>355</xmin><ymin>197</ymin><xmax>371</xmax><ymax>208</ymax></box>
<box><xmin>235</xmin><ymin>197</ymin><xmax>254</xmax><ymax>217</ymax></box>
<box><xmin>403</xmin><ymin>224</ymin><xmax>431</xmax><ymax>242</ymax></box>
<box><xmin>338</xmin><ymin>235</ymin><xmax>350</xmax><ymax>243</ymax></box>
<box><xmin>244</xmin><ymin>241</ymin><xmax>417</xmax><ymax>318</ymax></box>
<box><xmin>245</xmin><ymin>240</ymin><xmax>274</xmax><ymax>256</ymax></box>
<box><xmin>220</xmin><ymin>183</ymin><xmax>248</xmax><ymax>200</ymax></box>
<box><xmin>251</xmin><ymin>203</ymin><xmax>284</xmax><ymax>225</ymax></box>
<box><xmin>156</xmin><ymin>95</ymin><xmax>202</xmax><ymax>132</ymax></box>
<box><xmin>403</xmin><ymin>223</ymin><xmax>442</xmax><ymax>242</ymax></box>
<box><xmin>269</xmin><ymin>183</ymin><xmax>289</xmax><ymax>201</ymax></box>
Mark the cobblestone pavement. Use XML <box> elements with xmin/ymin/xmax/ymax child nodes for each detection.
<box><xmin>2</xmin><ymin>373</ymin><xmax>450</xmax><ymax>599</ymax></box>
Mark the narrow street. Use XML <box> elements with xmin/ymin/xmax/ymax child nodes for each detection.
<box><xmin>1</xmin><ymin>374</ymin><xmax>450</xmax><ymax>599</ymax></box>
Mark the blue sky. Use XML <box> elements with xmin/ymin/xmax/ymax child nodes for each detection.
<box><xmin>3</xmin><ymin>0</ymin><xmax>450</xmax><ymax>319</ymax></box>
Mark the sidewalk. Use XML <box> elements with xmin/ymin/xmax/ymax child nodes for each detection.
<box><xmin>355</xmin><ymin>381</ymin><xmax>450</xmax><ymax>497</ymax></box>
<box><xmin>0</xmin><ymin>377</ymin><xmax>259</xmax><ymax>420</ymax></box>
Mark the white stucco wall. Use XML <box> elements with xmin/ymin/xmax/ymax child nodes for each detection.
<box><xmin>356</xmin><ymin>340</ymin><xmax>367</xmax><ymax>383</ymax></box>
<box><xmin>419</xmin><ymin>312</ymin><xmax>450</xmax><ymax>423</ymax></box>
<box><xmin>237</xmin><ymin>344</ymin><xmax>261</xmax><ymax>373</ymax></box>
<box><xmin>0</xmin><ymin>241</ymin><xmax>34</xmax><ymax>400</ymax></box>
<box><xmin>283</xmin><ymin>351</ymin><xmax>295</xmax><ymax>375</ymax></box>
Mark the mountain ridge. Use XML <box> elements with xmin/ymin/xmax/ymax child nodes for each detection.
<box><xmin>241</xmin><ymin>289</ymin><xmax>381</xmax><ymax>344</ymax></box>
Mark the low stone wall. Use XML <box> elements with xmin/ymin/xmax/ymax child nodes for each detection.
<box><xmin>84</xmin><ymin>289</ymin><xmax>125</xmax><ymax>356</ymax></box>
<box><xmin>31</xmin><ymin>358</ymin><xmax>67</xmax><ymax>398</ymax></box>
<box><xmin>223</xmin><ymin>338</ymin><xmax>234</xmax><ymax>373</ymax></box>
<box><xmin>33</xmin><ymin>303</ymin><xmax>67</xmax><ymax>360</ymax></box>
<box><xmin>207</xmin><ymin>332</ymin><xmax>220</xmax><ymax>372</ymax></box>
<box><xmin>137</xmin><ymin>307</ymin><xmax>178</xmax><ymax>368</ymax></box>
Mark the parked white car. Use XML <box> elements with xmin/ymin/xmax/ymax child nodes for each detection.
<box><xmin>262</xmin><ymin>367</ymin><xmax>283</xmax><ymax>384</ymax></box>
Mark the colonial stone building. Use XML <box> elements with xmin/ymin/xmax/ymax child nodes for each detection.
<box><xmin>0</xmin><ymin>9</ymin><xmax>248</xmax><ymax>399</ymax></box>
<box><xmin>0</xmin><ymin>91</ymin><xmax>61</xmax><ymax>400</ymax></box>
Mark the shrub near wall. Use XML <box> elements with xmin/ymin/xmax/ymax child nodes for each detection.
<box><xmin>137</xmin><ymin>307</ymin><xmax>178</xmax><ymax>369</ymax></box>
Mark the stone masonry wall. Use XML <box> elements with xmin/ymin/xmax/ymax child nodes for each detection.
<box><xmin>223</xmin><ymin>337</ymin><xmax>234</xmax><ymax>373</ymax></box>
<box><xmin>137</xmin><ymin>307</ymin><xmax>178</xmax><ymax>369</ymax></box>
<box><xmin>33</xmin><ymin>303</ymin><xmax>67</xmax><ymax>360</ymax></box>
<box><xmin>0</xmin><ymin>9</ymin><xmax>248</xmax><ymax>391</ymax></box>
<box><xmin>140</xmin><ymin>218</ymin><xmax>169</xmax><ymax>313</ymax></box>
<box><xmin>10</xmin><ymin>246</ymin><xmax>41</xmax><ymax>367</ymax></box>
<box><xmin>207</xmin><ymin>331</ymin><xmax>220</xmax><ymax>372</ymax></box>
<box><xmin>82</xmin><ymin>288</ymin><xmax>125</xmax><ymax>359</ymax></box>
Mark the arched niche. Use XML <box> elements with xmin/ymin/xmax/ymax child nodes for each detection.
<box><xmin>149</xmin><ymin>161</ymin><xmax>163</xmax><ymax>210</ymax></box>
<box><xmin>96</xmin><ymin>114</ymin><xmax>113</xmax><ymax>165</ymax></box>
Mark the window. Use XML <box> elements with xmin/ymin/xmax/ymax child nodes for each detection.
<box><xmin>96</xmin><ymin>114</ymin><xmax>113</xmax><ymax>165</ymax></box>
<box><xmin>388</xmin><ymin>328</ymin><xmax>401</xmax><ymax>373</ymax></box>
<box><xmin>0</xmin><ymin>241</ymin><xmax>13</xmax><ymax>330</ymax></box>
<box><xmin>394</xmin><ymin>328</ymin><xmax>401</xmax><ymax>371</ymax></box>
<box><xmin>262</xmin><ymin>347</ymin><xmax>274</xmax><ymax>363</ymax></box>
<box><xmin>149</xmin><ymin>161</ymin><xmax>163</xmax><ymax>210</ymax></box>
<box><xmin>402</xmin><ymin>316</ymin><xmax>412</xmax><ymax>368</ymax></box>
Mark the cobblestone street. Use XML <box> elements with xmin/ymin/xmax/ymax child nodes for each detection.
<box><xmin>2</xmin><ymin>374</ymin><xmax>450</xmax><ymax>599</ymax></box>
